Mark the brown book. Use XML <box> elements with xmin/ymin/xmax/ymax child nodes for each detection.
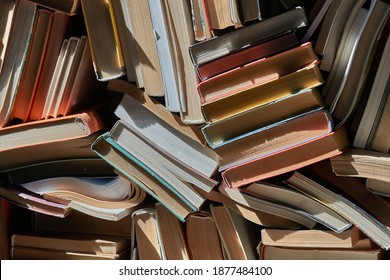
<box><xmin>155</xmin><ymin>203</ymin><xmax>190</xmax><ymax>260</ymax></box>
<box><xmin>210</xmin><ymin>204</ymin><xmax>260</xmax><ymax>260</ymax></box>
<box><xmin>205</xmin><ymin>0</ymin><xmax>242</xmax><ymax>30</ymax></box>
<box><xmin>11</xmin><ymin>9</ymin><xmax>53</xmax><ymax>122</ymax></box>
<box><xmin>186</xmin><ymin>211</ymin><xmax>224</xmax><ymax>260</ymax></box>
<box><xmin>123</xmin><ymin>0</ymin><xmax>164</xmax><ymax>96</ymax></box>
<box><xmin>28</xmin><ymin>0</ymin><xmax>81</xmax><ymax>15</ymax></box>
<box><xmin>28</xmin><ymin>12</ymin><xmax>69</xmax><ymax>121</ymax></box>
<box><xmin>11</xmin><ymin>246</ymin><xmax>130</xmax><ymax>260</ymax></box>
<box><xmin>12</xmin><ymin>233</ymin><xmax>130</xmax><ymax>255</ymax></box>
<box><xmin>330</xmin><ymin>148</ymin><xmax>390</xmax><ymax>182</ymax></box>
<box><xmin>261</xmin><ymin>227</ymin><xmax>365</xmax><ymax>248</ymax></box>
<box><xmin>163</xmin><ymin>0</ymin><xmax>205</xmax><ymax>124</ymax></box>
<box><xmin>190</xmin><ymin>0</ymin><xmax>213</xmax><ymax>41</ymax></box>
<box><xmin>80</xmin><ymin>0</ymin><xmax>125</xmax><ymax>81</ymax></box>
<box><xmin>33</xmin><ymin>210</ymin><xmax>133</xmax><ymax>237</ymax></box>
<box><xmin>259</xmin><ymin>243</ymin><xmax>384</xmax><ymax>260</ymax></box>
<box><xmin>131</xmin><ymin>208</ymin><xmax>164</xmax><ymax>260</ymax></box>
<box><xmin>222</xmin><ymin>127</ymin><xmax>349</xmax><ymax>189</ymax></box>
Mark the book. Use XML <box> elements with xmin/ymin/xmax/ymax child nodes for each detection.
<box><xmin>113</xmin><ymin>93</ymin><xmax>219</xmax><ymax>179</ymax></box>
<box><xmin>325</xmin><ymin>0</ymin><xmax>390</xmax><ymax>127</ymax></box>
<box><xmin>205</xmin><ymin>0</ymin><xmax>242</xmax><ymax>30</ymax></box>
<box><xmin>41</xmin><ymin>36</ymin><xmax>96</xmax><ymax>119</ymax></box>
<box><xmin>91</xmin><ymin>134</ymin><xmax>194</xmax><ymax>221</ymax></box>
<box><xmin>147</xmin><ymin>0</ymin><xmax>183</xmax><ymax>112</ymax></box>
<box><xmin>222</xmin><ymin>127</ymin><xmax>349</xmax><ymax>188</ymax></box>
<box><xmin>155</xmin><ymin>202</ymin><xmax>190</xmax><ymax>260</ymax></box>
<box><xmin>0</xmin><ymin>132</ymin><xmax>101</xmax><ymax>171</ymax></box>
<box><xmin>122</xmin><ymin>0</ymin><xmax>164</xmax><ymax>97</ymax></box>
<box><xmin>197</xmin><ymin>42</ymin><xmax>318</xmax><ymax>104</ymax></box>
<box><xmin>210</xmin><ymin>204</ymin><xmax>260</xmax><ymax>260</ymax></box>
<box><xmin>4</xmin><ymin>158</ymin><xmax>114</xmax><ymax>184</ymax></box>
<box><xmin>11</xmin><ymin>233</ymin><xmax>130</xmax><ymax>255</ymax></box>
<box><xmin>188</xmin><ymin>7</ymin><xmax>308</xmax><ymax>66</ymax></box>
<box><xmin>258</xmin><ymin>243</ymin><xmax>384</xmax><ymax>260</ymax></box>
<box><xmin>201</xmin><ymin>63</ymin><xmax>324</xmax><ymax>123</ymax></box>
<box><xmin>0</xmin><ymin>183</ymin><xmax>71</xmax><ymax>218</ymax></box>
<box><xmin>186</xmin><ymin>211</ymin><xmax>224</xmax><ymax>260</ymax></box>
<box><xmin>33</xmin><ymin>210</ymin><xmax>133</xmax><ymax>237</ymax></box>
<box><xmin>370</xmin><ymin>84</ymin><xmax>390</xmax><ymax>152</ymax></box>
<box><xmin>315</xmin><ymin>0</ymin><xmax>356</xmax><ymax>70</ymax></box>
<box><xmin>0</xmin><ymin>110</ymin><xmax>103</xmax><ymax>153</ymax></box>
<box><xmin>301</xmin><ymin>0</ymin><xmax>333</xmax><ymax>43</ymax></box>
<box><xmin>20</xmin><ymin>175</ymin><xmax>145</xmax><ymax>208</ymax></box>
<box><xmin>238</xmin><ymin>0</ymin><xmax>261</xmax><ymax>22</ymax></box>
<box><xmin>163</xmin><ymin>0</ymin><xmax>205</xmax><ymax>124</ymax></box>
<box><xmin>0</xmin><ymin>0</ymin><xmax>15</xmax><ymax>74</ymax></box>
<box><xmin>202</xmin><ymin>88</ymin><xmax>324</xmax><ymax>148</ymax></box>
<box><xmin>28</xmin><ymin>0</ymin><xmax>81</xmax><ymax>15</ymax></box>
<box><xmin>199</xmin><ymin>186</ymin><xmax>303</xmax><ymax>229</ymax></box>
<box><xmin>80</xmin><ymin>0</ymin><xmax>125</xmax><ymax>81</ymax></box>
<box><xmin>108</xmin><ymin>79</ymin><xmax>206</xmax><ymax>145</ymax></box>
<box><xmin>110</xmin><ymin>0</ymin><xmax>141</xmax><ymax>84</ymax></box>
<box><xmin>306</xmin><ymin>159</ymin><xmax>390</xmax><ymax>230</ymax></box>
<box><xmin>0</xmin><ymin>0</ymin><xmax>37</xmax><ymax>127</ymax></box>
<box><xmin>330</xmin><ymin>148</ymin><xmax>390</xmax><ymax>182</ymax></box>
<box><xmin>11</xmin><ymin>9</ymin><xmax>53</xmax><ymax>122</ymax></box>
<box><xmin>106</xmin><ymin>120</ymin><xmax>215</xmax><ymax>210</ymax></box>
<box><xmin>218</xmin><ymin>182</ymin><xmax>318</xmax><ymax>229</ymax></box>
<box><xmin>0</xmin><ymin>105</ymin><xmax>107</xmax><ymax>171</ymax></box>
<box><xmin>11</xmin><ymin>246</ymin><xmax>130</xmax><ymax>260</ymax></box>
<box><xmin>196</xmin><ymin>32</ymin><xmax>299</xmax><ymax>81</ymax></box>
<box><xmin>111</xmin><ymin>119</ymin><xmax>216</xmax><ymax>187</ymax></box>
<box><xmin>242</xmin><ymin>181</ymin><xmax>351</xmax><ymax>233</ymax></box>
<box><xmin>285</xmin><ymin>170</ymin><xmax>390</xmax><ymax>250</ymax></box>
<box><xmin>131</xmin><ymin>208</ymin><xmax>164</xmax><ymax>260</ymax></box>
<box><xmin>260</xmin><ymin>227</ymin><xmax>365</xmax><ymax>248</ymax></box>
<box><xmin>215</xmin><ymin>110</ymin><xmax>333</xmax><ymax>171</ymax></box>
<box><xmin>366</xmin><ymin>179</ymin><xmax>390</xmax><ymax>197</ymax></box>
<box><xmin>190</xmin><ymin>0</ymin><xmax>213</xmax><ymax>41</ymax></box>
<box><xmin>28</xmin><ymin>12</ymin><xmax>69</xmax><ymax>121</ymax></box>
<box><xmin>20</xmin><ymin>174</ymin><xmax>146</xmax><ymax>221</ymax></box>
<box><xmin>353</xmin><ymin>15</ymin><xmax>390</xmax><ymax>149</ymax></box>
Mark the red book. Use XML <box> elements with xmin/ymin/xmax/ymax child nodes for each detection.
<box><xmin>196</xmin><ymin>32</ymin><xmax>299</xmax><ymax>80</ymax></box>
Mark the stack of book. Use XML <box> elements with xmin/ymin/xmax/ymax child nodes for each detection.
<box><xmin>189</xmin><ymin>6</ymin><xmax>349</xmax><ymax>189</ymax></box>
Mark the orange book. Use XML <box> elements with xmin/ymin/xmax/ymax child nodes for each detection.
<box><xmin>28</xmin><ymin>12</ymin><xmax>69</xmax><ymax>121</ymax></box>
<box><xmin>11</xmin><ymin>9</ymin><xmax>53</xmax><ymax>123</ymax></box>
<box><xmin>222</xmin><ymin>127</ymin><xmax>349</xmax><ymax>188</ymax></box>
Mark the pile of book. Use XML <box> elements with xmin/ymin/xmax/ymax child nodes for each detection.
<box><xmin>1</xmin><ymin>0</ymin><xmax>390</xmax><ymax>260</ymax></box>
